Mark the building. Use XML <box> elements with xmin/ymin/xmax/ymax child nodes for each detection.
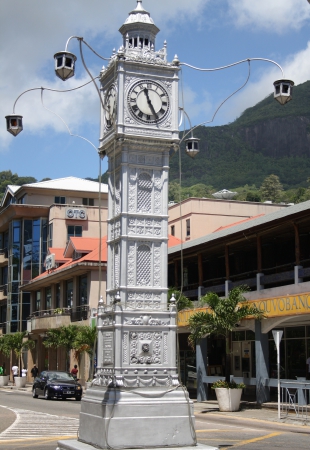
<box><xmin>168</xmin><ymin>197</ymin><xmax>288</xmax><ymax>241</ymax></box>
<box><xmin>168</xmin><ymin>200</ymin><xmax>310</xmax><ymax>402</ymax></box>
<box><xmin>0</xmin><ymin>177</ymin><xmax>108</xmax><ymax>373</ymax></box>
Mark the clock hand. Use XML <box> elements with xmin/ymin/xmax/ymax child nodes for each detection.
<box><xmin>143</xmin><ymin>88</ymin><xmax>158</xmax><ymax>121</ymax></box>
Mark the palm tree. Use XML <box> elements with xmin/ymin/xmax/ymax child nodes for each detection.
<box><xmin>43</xmin><ymin>328</ymin><xmax>62</xmax><ymax>370</ymax></box>
<box><xmin>43</xmin><ymin>325</ymin><xmax>78</xmax><ymax>371</ymax></box>
<box><xmin>0</xmin><ymin>332</ymin><xmax>35</xmax><ymax>375</ymax></box>
<box><xmin>73</xmin><ymin>326</ymin><xmax>97</xmax><ymax>381</ymax></box>
<box><xmin>188</xmin><ymin>286</ymin><xmax>263</xmax><ymax>382</ymax></box>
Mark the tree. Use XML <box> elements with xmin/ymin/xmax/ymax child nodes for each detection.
<box><xmin>43</xmin><ymin>328</ymin><xmax>62</xmax><ymax>370</ymax></box>
<box><xmin>73</xmin><ymin>326</ymin><xmax>97</xmax><ymax>381</ymax></box>
<box><xmin>168</xmin><ymin>288</ymin><xmax>193</xmax><ymax>311</ymax></box>
<box><xmin>0</xmin><ymin>332</ymin><xmax>35</xmax><ymax>374</ymax></box>
<box><xmin>188</xmin><ymin>286</ymin><xmax>263</xmax><ymax>382</ymax></box>
<box><xmin>246</xmin><ymin>191</ymin><xmax>261</xmax><ymax>202</ymax></box>
<box><xmin>43</xmin><ymin>325</ymin><xmax>79</xmax><ymax>371</ymax></box>
<box><xmin>260</xmin><ymin>174</ymin><xmax>283</xmax><ymax>203</ymax></box>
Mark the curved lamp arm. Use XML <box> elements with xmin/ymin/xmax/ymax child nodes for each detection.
<box><xmin>40</xmin><ymin>88</ymin><xmax>99</xmax><ymax>153</ymax></box>
<box><xmin>180</xmin><ymin>57</ymin><xmax>285</xmax><ymax>78</ymax></box>
<box><xmin>180</xmin><ymin>59</ymin><xmax>251</xmax><ymax>144</ymax></box>
<box><xmin>11</xmin><ymin>78</ymin><xmax>98</xmax><ymax>114</ymax></box>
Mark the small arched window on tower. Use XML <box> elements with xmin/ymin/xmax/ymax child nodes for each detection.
<box><xmin>137</xmin><ymin>172</ymin><xmax>152</xmax><ymax>213</ymax></box>
<box><xmin>137</xmin><ymin>244</ymin><xmax>151</xmax><ymax>286</ymax></box>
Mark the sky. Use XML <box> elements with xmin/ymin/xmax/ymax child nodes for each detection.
<box><xmin>1</xmin><ymin>0</ymin><xmax>310</xmax><ymax>182</ymax></box>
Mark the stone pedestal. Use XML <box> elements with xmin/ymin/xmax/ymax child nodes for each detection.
<box><xmin>57</xmin><ymin>443</ymin><xmax>218</xmax><ymax>450</ymax></box>
<box><xmin>77</xmin><ymin>386</ymin><xmax>195</xmax><ymax>448</ymax></box>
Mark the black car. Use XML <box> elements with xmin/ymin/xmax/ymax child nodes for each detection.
<box><xmin>32</xmin><ymin>370</ymin><xmax>82</xmax><ymax>401</ymax></box>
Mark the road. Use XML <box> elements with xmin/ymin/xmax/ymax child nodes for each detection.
<box><xmin>0</xmin><ymin>390</ymin><xmax>310</xmax><ymax>449</ymax></box>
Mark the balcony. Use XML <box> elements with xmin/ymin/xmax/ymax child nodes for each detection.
<box><xmin>0</xmin><ymin>284</ymin><xmax>7</xmax><ymax>301</ymax></box>
<box><xmin>28</xmin><ymin>308</ymin><xmax>72</xmax><ymax>332</ymax></box>
<box><xmin>28</xmin><ymin>305</ymin><xmax>90</xmax><ymax>332</ymax></box>
<box><xmin>0</xmin><ymin>248</ymin><xmax>8</xmax><ymax>267</ymax></box>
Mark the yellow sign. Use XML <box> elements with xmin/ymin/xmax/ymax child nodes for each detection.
<box><xmin>177</xmin><ymin>292</ymin><xmax>310</xmax><ymax>327</ymax></box>
<box><xmin>249</xmin><ymin>293</ymin><xmax>310</xmax><ymax>318</ymax></box>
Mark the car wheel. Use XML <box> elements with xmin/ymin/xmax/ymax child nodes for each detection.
<box><xmin>32</xmin><ymin>387</ymin><xmax>38</xmax><ymax>398</ymax></box>
<box><xmin>75</xmin><ymin>395</ymin><xmax>82</xmax><ymax>401</ymax></box>
<box><xmin>44</xmin><ymin>388</ymin><xmax>50</xmax><ymax>400</ymax></box>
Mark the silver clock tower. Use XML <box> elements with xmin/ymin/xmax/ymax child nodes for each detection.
<box><xmin>59</xmin><ymin>2</ymin><xmax>200</xmax><ymax>449</ymax></box>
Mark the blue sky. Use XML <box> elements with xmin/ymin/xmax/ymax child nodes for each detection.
<box><xmin>1</xmin><ymin>0</ymin><xmax>310</xmax><ymax>182</ymax></box>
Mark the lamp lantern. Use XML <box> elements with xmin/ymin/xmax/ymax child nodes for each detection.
<box><xmin>185</xmin><ymin>136</ymin><xmax>200</xmax><ymax>158</ymax></box>
<box><xmin>54</xmin><ymin>51</ymin><xmax>77</xmax><ymax>81</ymax></box>
<box><xmin>5</xmin><ymin>114</ymin><xmax>23</xmax><ymax>136</ymax></box>
<box><xmin>273</xmin><ymin>79</ymin><xmax>294</xmax><ymax>105</ymax></box>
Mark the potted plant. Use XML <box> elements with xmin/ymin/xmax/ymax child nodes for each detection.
<box><xmin>0</xmin><ymin>338</ymin><xmax>9</xmax><ymax>386</ymax></box>
<box><xmin>188</xmin><ymin>286</ymin><xmax>263</xmax><ymax>411</ymax></box>
<box><xmin>211</xmin><ymin>379</ymin><xmax>245</xmax><ymax>411</ymax></box>
<box><xmin>53</xmin><ymin>308</ymin><xmax>64</xmax><ymax>315</ymax></box>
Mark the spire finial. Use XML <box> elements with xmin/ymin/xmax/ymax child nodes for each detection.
<box><xmin>136</xmin><ymin>0</ymin><xmax>144</xmax><ymax>11</ymax></box>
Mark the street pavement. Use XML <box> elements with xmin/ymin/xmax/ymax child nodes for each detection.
<box><xmin>1</xmin><ymin>383</ymin><xmax>310</xmax><ymax>449</ymax></box>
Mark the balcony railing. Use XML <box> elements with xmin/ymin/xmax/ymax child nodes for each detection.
<box><xmin>71</xmin><ymin>305</ymin><xmax>89</xmax><ymax>322</ymax></box>
<box><xmin>0</xmin><ymin>284</ymin><xmax>8</xmax><ymax>296</ymax></box>
<box><xmin>0</xmin><ymin>322</ymin><xmax>7</xmax><ymax>335</ymax></box>
<box><xmin>28</xmin><ymin>305</ymin><xmax>90</xmax><ymax>322</ymax></box>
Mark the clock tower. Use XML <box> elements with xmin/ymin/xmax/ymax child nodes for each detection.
<box><xmin>75</xmin><ymin>3</ymin><xmax>197</xmax><ymax>449</ymax></box>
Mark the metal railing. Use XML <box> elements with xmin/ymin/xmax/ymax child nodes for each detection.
<box><xmin>29</xmin><ymin>308</ymin><xmax>71</xmax><ymax>318</ymax></box>
<box><xmin>28</xmin><ymin>305</ymin><xmax>90</xmax><ymax>322</ymax></box>
<box><xmin>0</xmin><ymin>284</ymin><xmax>8</xmax><ymax>295</ymax></box>
<box><xmin>280</xmin><ymin>381</ymin><xmax>310</xmax><ymax>422</ymax></box>
<box><xmin>71</xmin><ymin>305</ymin><xmax>89</xmax><ymax>322</ymax></box>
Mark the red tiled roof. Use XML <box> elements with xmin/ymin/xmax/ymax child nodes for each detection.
<box><xmin>213</xmin><ymin>214</ymin><xmax>265</xmax><ymax>232</ymax></box>
<box><xmin>48</xmin><ymin>248</ymin><xmax>70</xmax><ymax>263</ymax></box>
<box><xmin>168</xmin><ymin>235</ymin><xmax>183</xmax><ymax>247</ymax></box>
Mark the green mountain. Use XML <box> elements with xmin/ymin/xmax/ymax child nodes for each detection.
<box><xmin>170</xmin><ymin>80</ymin><xmax>310</xmax><ymax>190</ymax></box>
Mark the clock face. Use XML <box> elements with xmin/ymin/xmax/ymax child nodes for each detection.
<box><xmin>128</xmin><ymin>80</ymin><xmax>170</xmax><ymax>124</ymax></box>
<box><xmin>105</xmin><ymin>84</ymin><xmax>117</xmax><ymax>129</ymax></box>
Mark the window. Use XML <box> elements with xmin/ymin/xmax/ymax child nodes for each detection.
<box><xmin>79</xmin><ymin>275</ymin><xmax>87</xmax><ymax>306</ymax></box>
<box><xmin>67</xmin><ymin>225</ymin><xmax>83</xmax><ymax>240</ymax></box>
<box><xmin>186</xmin><ymin>219</ymin><xmax>190</xmax><ymax>237</ymax></box>
<box><xmin>66</xmin><ymin>280</ymin><xmax>73</xmax><ymax>308</ymax></box>
<box><xmin>54</xmin><ymin>196</ymin><xmax>66</xmax><ymax>204</ymax></box>
<box><xmin>56</xmin><ymin>283</ymin><xmax>60</xmax><ymax>308</ymax></box>
<box><xmin>46</xmin><ymin>287</ymin><xmax>52</xmax><ymax>310</ymax></box>
<box><xmin>171</xmin><ymin>225</ymin><xmax>175</xmax><ymax>236</ymax></box>
<box><xmin>36</xmin><ymin>291</ymin><xmax>41</xmax><ymax>311</ymax></box>
<box><xmin>82</xmin><ymin>198</ymin><xmax>94</xmax><ymax>206</ymax></box>
<box><xmin>48</xmin><ymin>223</ymin><xmax>53</xmax><ymax>248</ymax></box>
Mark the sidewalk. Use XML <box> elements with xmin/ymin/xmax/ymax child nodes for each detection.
<box><xmin>0</xmin><ymin>381</ymin><xmax>33</xmax><ymax>392</ymax></box>
<box><xmin>193</xmin><ymin>399</ymin><xmax>310</xmax><ymax>428</ymax></box>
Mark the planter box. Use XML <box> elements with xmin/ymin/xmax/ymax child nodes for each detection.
<box><xmin>215</xmin><ymin>388</ymin><xmax>242</xmax><ymax>412</ymax></box>
<box><xmin>0</xmin><ymin>375</ymin><xmax>9</xmax><ymax>386</ymax></box>
<box><xmin>15</xmin><ymin>377</ymin><xmax>27</xmax><ymax>388</ymax></box>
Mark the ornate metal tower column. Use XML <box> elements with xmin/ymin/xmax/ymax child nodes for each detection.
<box><xmin>74</xmin><ymin>2</ymin><xmax>197</xmax><ymax>449</ymax></box>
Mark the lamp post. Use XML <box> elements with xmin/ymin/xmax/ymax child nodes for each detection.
<box><xmin>5</xmin><ymin>2</ymin><xmax>295</xmax><ymax>450</ymax></box>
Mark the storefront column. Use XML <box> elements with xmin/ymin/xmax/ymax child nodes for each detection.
<box><xmin>196</xmin><ymin>337</ymin><xmax>208</xmax><ymax>402</ymax></box>
<box><xmin>255</xmin><ymin>320</ymin><xmax>270</xmax><ymax>404</ymax></box>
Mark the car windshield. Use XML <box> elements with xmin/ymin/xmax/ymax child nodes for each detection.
<box><xmin>47</xmin><ymin>372</ymin><xmax>75</xmax><ymax>381</ymax></box>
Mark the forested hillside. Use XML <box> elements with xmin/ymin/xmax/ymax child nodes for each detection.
<box><xmin>170</xmin><ymin>80</ymin><xmax>310</xmax><ymax>191</ymax></box>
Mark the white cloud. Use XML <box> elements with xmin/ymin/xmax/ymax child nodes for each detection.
<box><xmin>219</xmin><ymin>42</ymin><xmax>310</xmax><ymax>123</ymax></box>
<box><xmin>228</xmin><ymin>0</ymin><xmax>310</xmax><ymax>33</ymax></box>
<box><xmin>180</xmin><ymin>85</ymin><xmax>213</xmax><ymax>127</ymax></box>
